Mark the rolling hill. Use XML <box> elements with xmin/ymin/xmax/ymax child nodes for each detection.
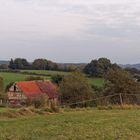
<box><xmin>120</xmin><ymin>64</ymin><xmax>140</xmax><ymax>70</ymax></box>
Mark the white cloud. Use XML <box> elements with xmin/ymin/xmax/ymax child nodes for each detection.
<box><xmin>0</xmin><ymin>0</ymin><xmax>140</xmax><ymax>63</ymax></box>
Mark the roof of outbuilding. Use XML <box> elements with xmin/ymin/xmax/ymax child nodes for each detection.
<box><xmin>36</xmin><ymin>81</ymin><xmax>58</xmax><ymax>98</ymax></box>
<box><xmin>16</xmin><ymin>80</ymin><xmax>58</xmax><ymax>99</ymax></box>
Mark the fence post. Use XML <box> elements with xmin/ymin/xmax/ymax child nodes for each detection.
<box><xmin>119</xmin><ymin>93</ymin><xmax>123</xmax><ymax>106</ymax></box>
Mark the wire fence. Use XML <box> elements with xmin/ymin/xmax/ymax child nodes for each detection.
<box><xmin>60</xmin><ymin>93</ymin><xmax>140</xmax><ymax>107</ymax></box>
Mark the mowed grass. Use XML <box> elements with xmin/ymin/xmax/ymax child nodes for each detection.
<box><xmin>0</xmin><ymin>109</ymin><xmax>140</xmax><ymax>140</ymax></box>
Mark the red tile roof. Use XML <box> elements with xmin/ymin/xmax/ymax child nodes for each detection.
<box><xmin>16</xmin><ymin>81</ymin><xmax>58</xmax><ymax>99</ymax></box>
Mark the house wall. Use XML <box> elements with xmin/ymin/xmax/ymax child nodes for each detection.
<box><xmin>7</xmin><ymin>84</ymin><xmax>27</xmax><ymax>104</ymax></box>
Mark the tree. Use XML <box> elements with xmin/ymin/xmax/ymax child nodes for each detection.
<box><xmin>52</xmin><ymin>74</ymin><xmax>64</xmax><ymax>85</ymax></box>
<box><xmin>0</xmin><ymin>77</ymin><xmax>4</xmax><ymax>92</ymax></box>
<box><xmin>47</xmin><ymin>60</ymin><xmax>58</xmax><ymax>70</ymax></box>
<box><xmin>67</xmin><ymin>65</ymin><xmax>77</xmax><ymax>72</ymax></box>
<box><xmin>104</xmin><ymin>68</ymin><xmax>140</xmax><ymax>104</ymax></box>
<box><xmin>5</xmin><ymin>82</ymin><xmax>14</xmax><ymax>92</ymax></box>
<box><xmin>84</xmin><ymin>58</ymin><xmax>120</xmax><ymax>77</ymax></box>
<box><xmin>125</xmin><ymin>67</ymin><xmax>140</xmax><ymax>75</ymax></box>
<box><xmin>25</xmin><ymin>76</ymin><xmax>44</xmax><ymax>81</ymax></box>
<box><xmin>32</xmin><ymin>59</ymin><xmax>48</xmax><ymax>70</ymax></box>
<box><xmin>59</xmin><ymin>72</ymin><xmax>94</xmax><ymax>106</ymax></box>
<box><xmin>0</xmin><ymin>77</ymin><xmax>6</xmax><ymax>101</ymax></box>
<box><xmin>9</xmin><ymin>59</ymin><xmax>15</xmax><ymax>69</ymax></box>
<box><xmin>9</xmin><ymin>58</ymin><xmax>30</xmax><ymax>69</ymax></box>
<box><xmin>14</xmin><ymin>58</ymin><xmax>30</xmax><ymax>69</ymax></box>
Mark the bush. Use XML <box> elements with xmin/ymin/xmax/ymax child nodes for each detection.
<box><xmin>59</xmin><ymin>72</ymin><xmax>95</xmax><ymax>107</ymax></box>
<box><xmin>32</xmin><ymin>94</ymin><xmax>49</xmax><ymax>108</ymax></box>
<box><xmin>25</xmin><ymin>76</ymin><xmax>44</xmax><ymax>81</ymax></box>
<box><xmin>52</xmin><ymin>74</ymin><xmax>64</xmax><ymax>85</ymax></box>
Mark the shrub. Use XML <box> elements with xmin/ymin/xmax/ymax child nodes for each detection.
<box><xmin>25</xmin><ymin>76</ymin><xmax>44</xmax><ymax>81</ymax></box>
<box><xmin>59</xmin><ymin>72</ymin><xmax>95</xmax><ymax>107</ymax></box>
<box><xmin>32</xmin><ymin>94</ymin><xmax>49</xmax><ymax>108</ymax></box>
<box><xmin>52</xmin><ymin>74</ymin><xmax>64</xmax><ymax>85</ymax></box>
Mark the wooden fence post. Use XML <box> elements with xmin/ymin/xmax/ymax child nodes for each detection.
<box><xmin>119</xmin><ymin>93</ymin><xmax>123</xmax><ymax>106</ymax></box>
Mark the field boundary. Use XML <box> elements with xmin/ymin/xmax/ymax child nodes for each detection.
<box><xmin>60</xmin><ymin>93</ymin><xmax>140</xmax><ymax>107</ymax></box>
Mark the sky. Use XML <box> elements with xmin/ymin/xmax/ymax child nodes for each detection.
<box><xmin>0</xmin><ymin>0</ymin><xmax>140</xmax><ymax>64</ymax></box>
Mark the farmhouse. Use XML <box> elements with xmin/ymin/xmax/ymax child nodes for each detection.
<box><xmin>7</xmin><ymin>80</ymin><xmax>58</xmax><ymax>105</ymax></box>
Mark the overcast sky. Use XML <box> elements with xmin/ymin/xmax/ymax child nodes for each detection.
<box><xmin>0</xmin><ymin>0</ymin><xmax>140</xmax><ymax>64</ymax></box>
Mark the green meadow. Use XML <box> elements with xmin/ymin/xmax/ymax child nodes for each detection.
<box><xmin>0</xmin><ymin>71</ymin><xmax>105</xmax><ymax>88</ymax></box>
<box><xmin>0</xmin><ymin>109</ymin><xmax>140</xmax><ymax>140</ymax></box>
<box><xmin>0</xmin><ymin>72</ymin><xmax>28</xmax><ymax>87</ymax></box>
<box><xmin>20</xmin><ymin>70</ymin><xmax>70</xmax><ymax>76</ymax></box>
<box><xmin>88</xmin><ymin>78</ymin><xmax>105</xmax><ymax>88</ymax></box>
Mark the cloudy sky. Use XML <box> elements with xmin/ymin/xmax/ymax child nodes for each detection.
<box><xmin>0</xmin><ymin>0</ymin><xmax>140</xmax><ymax>64</ymax></box>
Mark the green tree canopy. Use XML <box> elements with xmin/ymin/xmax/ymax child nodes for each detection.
<box><xmin>9</xmin><ymin>58</ymin><xmax>30</xmax><ymax>69</ymax></box>
<box><xmin>32</xmin><ymin>59</ymin><xmax>48</xmax><ymax>70</ymax></box>
<box><xmin>59</xmin><ymin>72</ymin><xmax>94</xmax><ymax>106</ymax></box>
<box><xmin>84</xmin><ymin>58</ymin><xmax>120</xmax><ymax>77</ymax></box>
<box><xmin>0</xmin><ymin>77</ymin><xmax>4</xmax><ymax>92</ymax></box>
<box><xmin>103</xmin><ymin>68</ymin><xmax>140</xmax><ymax>104</ymax></box>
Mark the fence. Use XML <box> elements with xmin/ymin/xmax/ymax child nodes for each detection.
<box><xmin>60</xmin><ymin>93</ymin><xmax>140</xmax><ymax>107</ymax></box>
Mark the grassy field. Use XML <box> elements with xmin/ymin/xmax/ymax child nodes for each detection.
<box><xmin>88</xmin><ymin>78</ymin><xmax>105</xmax><ymax>88</ymax></box>
<box><xmin>20</xmin><ymin>70</ymin><xmax>70</xmax><ymax>76</ymax></box>
<box><xmin>0</xmin><ymin>109</ymin><xmax>140</xmax><ymax>140</ymax></box>
<box><xmin>0</xmin><ymin>71</ymin><xmax>105</xmax><ymax>88</ymax></box>
<box><xmin>0</xmin><ymin>72</ymin><xmax>50</xmax><ymax>87</ymax></box>
<box><xmin>0</xmin><ymin>72</ymin><xmax>28</xmax><ymax>87</ymax></box>
<box><xmin>20</xmin><ymin>70</ymin><xmax>105</xmax><ymax>88</ymax></box>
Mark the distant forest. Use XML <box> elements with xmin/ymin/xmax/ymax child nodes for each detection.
<box><xmin>0</xmin><ymin>57</ymin><xmax>140</xmax><ymax>106</ymax></box>
<box><xmin>0</xmin><ymin>58</ymin><xmax>140</xmax><ymax>81</ymax></box>
<box><xmin>7</xmin><ymin>58</ymin><xmax>86</xmax><ymax>72</ymax></box>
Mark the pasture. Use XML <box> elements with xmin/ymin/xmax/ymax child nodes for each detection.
<box><xmin>0</xmin><ymin>109</ymin><xmax>140</xmax><ymax>140</ymax></box>
<box><xmin>0</xmin><ymin>72</ymin><xmax>49</xmax><ymax>87</ymax></box>
<box><xmin>88</xmin><ymin>78</ymin><xmax>105</xmax><ymax>88</ymax></box>
<box><xmin>0</xmin><ymin>72</ymin><xmax>28</xmax><ymax>87</ymax></box>
<box><xmin>20</xmin><ymin>70</ymin><xmax>70</xmax><ymax>76</ymax></box>
<box><xmin>0</xmin><ymin>71</ymin><xmax>105</xmax><ymax>88</ymax></box>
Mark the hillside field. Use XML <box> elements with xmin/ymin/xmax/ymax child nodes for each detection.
<box><xmin>20</xmin><ymin>70</ymin><xmax>70</xmax><ymax>76</ymax></box>
<box><xmin>0</xmin><ymin>72</ymin><xmax>28</xmax><ymax>87</ymax></box>
<box><xmin>0</xmin><ymin>72</ymin><xmax>50</xmax><ymax>87</ymax></box>
<box><xmin>0</xmin><ymin>71</ymin><xmax>105</xmax><ymax>88</ymax></box>
<box><xmin>0</xmin><ymin>109</ymin><xmax>140</xmax><ymax>140</ymax></box>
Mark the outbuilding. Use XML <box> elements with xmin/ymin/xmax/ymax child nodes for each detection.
<box><xmin>7</xmin><ymin>80</ymin><xmax>58</xmax><ymax>106</ymax></box>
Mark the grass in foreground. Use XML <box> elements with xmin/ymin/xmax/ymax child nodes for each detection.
<box><xmin>0</xmin><ymin>109</ymin><xmax>140</xmax><ymax>140</ymax></box>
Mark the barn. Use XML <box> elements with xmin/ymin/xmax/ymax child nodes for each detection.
<box><xmin>7</xmin><ymin>80</ymin><xmax>58</xmax><ymax>106</ymax></box>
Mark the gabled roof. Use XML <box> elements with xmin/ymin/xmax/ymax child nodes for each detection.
<box><xmin>36</xmin><ymin>81</ymin><xmax>58</xmax><ymax>98</ymax></box>
<box><xmin>16</xmin><ymin>80</ymin><xmax>58</xmax><ymax>99</ymax></box>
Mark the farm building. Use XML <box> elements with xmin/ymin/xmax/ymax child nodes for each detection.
<box><xmin>7</xmin><ymin>80</ymin><xmax>58</xmax><ymax>106</ymax></box>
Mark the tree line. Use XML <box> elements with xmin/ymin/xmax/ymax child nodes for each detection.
<box><xmin>1</xmin><ymin>57</ymin><xmax>140</xmax><ymax>107</ymax></box>
<box><xmin>51</xmin><ymin>58</ymin><xmax>140</xmax><ymax>106</ymax></box>
<box><xmin>7</xmin><ymin>57</ymin><xmax>123</xmax><ymax>75</ymax></box>
<box><xmin>50</xmin><ymin>69</ymin><xmax>140</xmax><ymax>107</ymax></box>
<box><xmin>8</xmin><ymin>58</ymin><xmax>85</xmax><ymax>72</ymax></box>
